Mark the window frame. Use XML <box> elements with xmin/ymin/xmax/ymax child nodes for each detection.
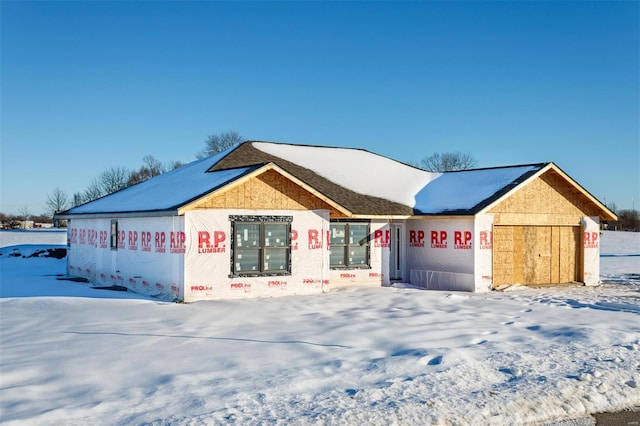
<box><xmin>110</xmin><ymin>219</ymin><xmax>118</xmax><ymax>250</ymax></box>
<box><xmin>229</xmin><ymin>215</ymin><xmax>293</xmax><ymax>277</ymax></box>
<box><xmin>329</xmin><ymin>220</ymin><xmax>371</xmax><ymax>269</ymax></box>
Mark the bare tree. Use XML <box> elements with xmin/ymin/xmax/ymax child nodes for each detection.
<box><xmin>82</xmin><ymin>178</ymin><xmax>105</xmax><ymax>204</ymax></box>
<box><xmin>99</xmin><ymin>166</ymin><xmax>130</xmax><ymax>195</ymax></box>
<box><xmin>414</xmin><ymin>152</ymin><xmax>478</xmax><ymax>172</ymax></box>
<box><xmin>144</xmin><ymin>155</ymin><xmax>165</xmax><ymax>177</ymax></box>
<box><xmin>46</xmin><ymin>188</ymin><xmax>69</xmax><ymax>216</ymax></box>
<box><xmin>18</xmin><ymin>205</ymin><xmax>30</xmax><ymax>228</ymax></box>
<box><xmin>0</xmin><ymin>213</ymin><xmax>20</xmax><ymax>229</ymax></box>
<box><xmin>72</xmin><ymin>192</ymin><xmax>83</xmax><ymax>207</ymax></box>
<box><xmin>169</xmin><ymin>160</ymin><xmax>185</xmax><ymax>170</ymax></box>
<box><xmin>196</xmin><ymin>130</ymin><xmax>244</xmax><ymax>159</ymax></box>
<box><xmin>128</xmin><ymin>155</ymin><xmax>167</xmax><ymax>186</ymax></box>
<box><xmin>614</xmin><ymin>209</ymin><xmax>640</xmax><ymax>232</ymax></box>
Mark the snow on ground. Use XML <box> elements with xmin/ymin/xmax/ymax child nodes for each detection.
<box><xmin>0</xmin><ymin>230</ymin><xmax>638</xmax><ymax>425</ymax></box>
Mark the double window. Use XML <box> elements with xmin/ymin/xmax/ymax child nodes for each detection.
<box><xmin>329</xmin><ymin>221</ymin><xmax>370</xmax><ymax>268</ymax></box>
<box><xmin>230</xmin><ymin>215</ymin><xmax>292</xmax><ymax>276</ymax></box>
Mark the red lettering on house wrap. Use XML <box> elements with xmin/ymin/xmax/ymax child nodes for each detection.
<box><xmin>87</xmin><ymin>229</ymin><xmax>97</xmax><ymax>247</ymax></box>
<box><xmin>290</xmin><ymin>230</ymin><xmax>299</xmax><ymax>250</ymax></box>
<box><xmin>409</xmin><ymin>230</ymin><xmax>425</xmax><ymax>247</ymax></box>
<box><xmin>374</xmin><ymin>229</ymin><xmax>390</xmax><ymax>248</ymax></box>
<box><xmin>141</xmin><ymin>231</ymin><xmax>152</xmax><ymax>252</ymax></box>
<box><xmin>79</xmin><ymin>228</ymin><xmax>86</xmax><ymax>245</ymax></box>
<box><xmin>128</xmin><ymin>231</ymin><xmax>138</xmax><ymax>250</ymax></box>
<box><xmin>308</xmin><ymin>229</ymin><xmax>322</xmax><ymax>249</ymax></box>
<box><xmin>191</xmin><ymin>285</ymin><xmax>212</xmax><ymax>292</ymax></box>
<box><xmin>479</xmin><ymin>231</ymin><xmax>493</xmax><ymax>250</ymax></box>
<box><xmin>230</xmin><ymin>282</ymin><xmax>251</xmax><ymax>292</ymax></box>
<box><xmin>268</xmin><ymin>280</ymin><xmax>287</xmax><ymax>289</ymax></box>
<box><xmin>431</xmin><ymin>230</ymin><xmax>448</xmax><ymax>248</ymax></box>
<box><xmin>170</xmin><ymin>231</ymin><xmax>186</xmax><ymax>253</ymax></box>
<box><xmin>155</xmin><ymin>232</ymin><xmax>166</xmax><ymax>253</ymax></box>
<box><xmin>197</xmin><ymin>231</ymin><xmax>226</xmax><ymax>253</ymax></box>
<box><xmin>117</xmin><ymin>230</ymin><xmax>126</xmax><ymax>249</ymax></box>
<box><xmin>584</xmin><ymin>231</ymin><xmax>599</xmax><ymax>249</ymax></box>
<box><xmin>454</xmin><ymin>231</ymin><xmax>472</xmax><ymax>250</ymax></box>
<box><xmin>99</xmin><ymin>230</ymin><xmax>108</xmax><ymax>248</ymax></box>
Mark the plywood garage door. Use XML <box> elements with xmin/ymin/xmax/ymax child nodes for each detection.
<box><xmin>493</xmin><ymin>226</ymin><xmax>581</xmax><ymax>287</ymax></box>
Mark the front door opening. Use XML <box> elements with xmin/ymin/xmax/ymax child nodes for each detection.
<box><xmin>389</xmin><ymin>224</ymin><xmax>404</xmax><ymax>281</ymax></box>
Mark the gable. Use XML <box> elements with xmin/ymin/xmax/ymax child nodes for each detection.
<box><xmin>181</xmin><ymin>168</ymin><xmax>349</xmax><ymax>217</ymax></box>
<box><xmin>489</xmin><ymin>167</ymin><xmax>615</xmax><ymax>225</ymax></box>
<box><xmin>209</xmin><ymin>142</ymin><xmax>417</xmax><ymax>216</ymax></box>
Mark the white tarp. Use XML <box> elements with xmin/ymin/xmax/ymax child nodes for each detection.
<box><xmin>183</xmin><ymin>209</ymin><xmax>330</xmax><ymax>301</ymax></box>
<box><xmin>67</xmin><ymin>216</ymin><xmax>184</xmax><ymax>300</ymax></box>
<box><xmin>582</xmin><ymin>216</ymin><xmax>601</xmax><ymax>286</ymax></box>
<box><xmin>406</xmin><ymin>218</ymin><xmax>475</xmax><ymax>291</ymax></box>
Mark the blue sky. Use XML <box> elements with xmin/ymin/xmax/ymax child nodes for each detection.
<box><xmin>1</xmin><ymin>1</ymin><xmax>638</xmax><ymax>216</ymax></box>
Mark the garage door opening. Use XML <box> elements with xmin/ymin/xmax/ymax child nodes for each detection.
<box><xmin>492</xmin><ymin>225</ymin><xmax>582</xmax><ymax>287</ymax></box>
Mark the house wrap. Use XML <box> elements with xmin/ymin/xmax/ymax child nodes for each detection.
<box><xmin>55</xmin><ymin>141</ymin><xmax>617</xmax><ymax>302</ymax></box>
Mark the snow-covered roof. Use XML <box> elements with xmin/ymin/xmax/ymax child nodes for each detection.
<box><xmin>253</xmin><ymin>142</ymin><xmax>441</xmax><ymax>207</ymax></box>
<box><xmin>59</xmin><ymin>141</ymin><xmax>549</xmax><ymax>217</ymax></box>
<box><xmin>64</xmin><ymin>150</ymin><xmax>257</xmax><ymax>215</ymax></box>
<box><xmin>414</xmin><ymin>165</ymin><xmax>543</xmax><ymax>214</ymax></box>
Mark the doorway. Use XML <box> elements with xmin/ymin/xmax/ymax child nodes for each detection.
<box><xmin>389</xmin><ymin>223</ymin><xmax>405</xmax><ymax>281</ymax></box>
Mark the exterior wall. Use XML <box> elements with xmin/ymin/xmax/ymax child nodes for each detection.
<box><xmin>67</xmin><ymin>218</ymin><xmax>102</xmax><ymax>283</ymax></box>
<box><xmin>67</xmin><ymin>216</ymin><xmax>184</xmax><ymax>300</ymax></box>
<box><xmin>183</xmin><ymin>209</ymin><xmax>330</xmax><ymax>301</ymax></box>
<box><xmin>474</xmin><ymin>214</ymin><xmax>494</xmax><ymax>292</ymax></box>
<box><xmin>328</xmin><ymin>220</ymin><xmax>389</xmax><ymax>288</ymax></box>
<box><xmin>582</xmin><ymin>216</ymin><xmax>601</xmax><ymax>286</ymax></box>
<box><xmin>489</xmin><ymin>171</ymin><xmax>601</xmax><ymax>286</ymax></box>
<box><xmin>405</xmin><ymin>218</ymin><xmax>476</xmax><ymax>291</ymax></box>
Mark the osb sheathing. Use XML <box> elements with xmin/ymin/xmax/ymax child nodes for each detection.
<box><xmin>489</xmin><ymin>169</ymin><xmax>601</xmax><ymax>226</ymax></box>
<box><xmin>493</xmin><ymin>225</ymin><xmax>580</xmax><ymax>287</ymax></box>
<box><xmin>185</xmin><ymin>169</ymin><xmax>346</xmax><ymax>216</ymax></box>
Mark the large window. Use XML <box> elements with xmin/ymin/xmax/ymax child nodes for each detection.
<box><xmin>330</xmin><ymin>221</ymin><xmax>370</xmax><ymax>268</ymax></box>
<box><xmin>230</xmin><ymin>215</ymin><xmax>292</xmax><ymax>276</ymax></box>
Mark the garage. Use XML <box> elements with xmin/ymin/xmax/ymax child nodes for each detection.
<box><xmin>492</xmin><ymin>225</ymin><xmax>581</xmax><ymax>286</ymax></box>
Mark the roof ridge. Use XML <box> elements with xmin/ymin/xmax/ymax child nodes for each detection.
<box><xmin>249</xmin><ymin>140</ymin><xmax>431</xmax><ymax>173</ymax></box>
<box><xmin>443</xmin><ymin>162</ymin><xmax>550</xmax><ymax>173</ymax></box>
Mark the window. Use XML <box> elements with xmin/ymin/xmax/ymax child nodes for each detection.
<box><xmin>230</xmin><ymin>215</ymin><xmax>292</xmax><ymax>276</ymax></box>
<box><xmin>110</xmin><ymin>219</ymin><xmax>118</xmax><ymax>250</ymax></box>
<box><xmin>330</xmin><ymin>221</ymin><xmax>370</xmax><ymax>268</ymax></box>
